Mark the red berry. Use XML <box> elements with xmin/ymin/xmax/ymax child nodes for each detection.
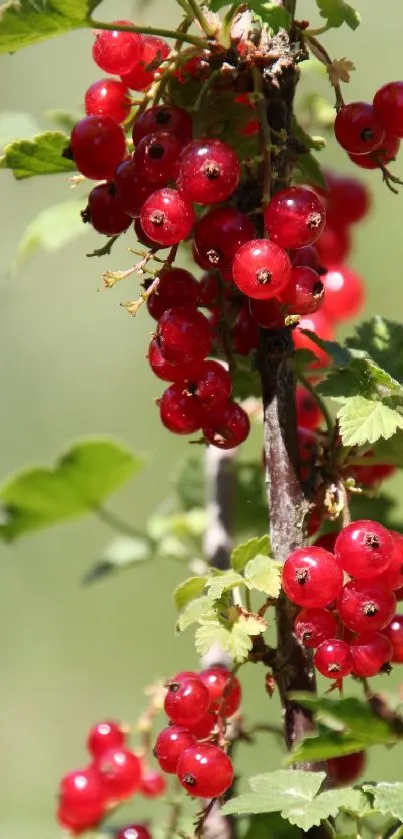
<box><xmin>139</xmin><ymin>768</ymin><xmax>166</xmax><ymax>798</ymax></box>
<box><xmin>147</xmin><ymin>267</ymin><xmax>199</xmax><ymax>320</ymax></box>
<box><xmin>315</xmin><ymin>533</ymin><xmax>337</xmax><ymax>552</ymax></box>
<box><xmin>314</xmin><ymin>639</ymin><xmax>353</xmax><ymax>679</ymax></box>
<box><xmin>87</xmin><ymin>721</ymin><xmax>126</xmax><ymax>760</ymax></box>
<box><xmin>70</xmin><ymin>115</ymin><xmax>126</xmax><ymax>181</ymax></box>
<box><xmin>334</xmin><ymin>102</ymin><xmax>385</xmax><ymax>154</ymax></box>
<box><xmin>134</xmin><ymin>217</ymin><xmax>161</xmax><ymax>249</ymax></box>
<box><xmin>232</xmin><ymin>307</ymin><xmax>259</xmax><ymax>354</ymax></box>
<box><xmin>95</xmin><ymin>747</ymin><xmax>142</xmax><ymax>800</ymax></box>
<box><xmin>176</xmin><ymin>139</ymin><xmax>241</xmax><ymax>204</ymax></box>
<box><xmin>282</xmin><ymin>266</ymin><xmax>325</xmax><ymax>315</ymax></box>
<box><xmin>248</xmin><ymin>297</ymin><xmax>285</xmax><ymax>329</ymax></box>
<box><xmin>140</xmin><ymin>188</ymin><xmax>194</xmax><ymax>246</ymax></box>
<box><xmin>135</xmin><ymin>131</ymin><xmax>184</xmax><ymax>186</ymax></box>
<box><xmin>291</xmin><ymin>245</ymin><xmax>322</xmax><ymax>271</ymax></box>
<box><xmin>185</xmin><ymin>360</ymin><xmax>232</xmax><ymax>408</ymax></box>
<box><xmin>349</xmin><ymin>454</ymin><xmax>396</xmax><ymax>487</ymax></box>
<box><xmin>157</xmin><ymin>306</ymin><xmax>211</xmax><ymax>365</ymax></box>
<box><xmin>203</xmin><ymin>401</ymin><xmax>250</xmax><ymax>449</ymax></box>
<box><xmin>295</xmin><ymin>386</ymin><xmax>323</xmax><ymax>430</ymax></box>
<box><xmin>315</xmin><ymin>222</ymin><xmax>351</xmax><ymax>264</ymax></box>
<box><xmin>116</xmin><ymin>825</ymin><xmax>152</xmax><ymax>839</ymax></box>
<box><xmin>373</xmin><ymin>81</ymin><xmax>403</xmax><ymax>137</ymax></box>
<box><xmin>293</xmin><ymin>311</ymin><xmax>335</xmax><ymax>368</ymax></box>
<box><xmin>147</xmin><ymin>338</ymin><xmax>199</xmax><ymax>383</ymax></box>
<box><xmin>92</xmin><ymin>21</ymin><xmax>142</xmax><ymax>75</ymax></box>
<box><xmin>326</xmin><ymin>752</ymin><xmax>366</xmax><ymax>787</ymax></box>
<box><xmin>338</xmin><ymin>580</ymin><xmax>396</xmax><ymax>633</ymax></box>
<box><xmin>294</xmin><ymin>607</ymin><xmax>338</xmax><ymax>648</ymax></box>
<box><xmin>263</xmin><ymin>186</ymin><xmax>326</xmax><ymax>249</ymax></box>
<box><xmin>175</xmin><ymin>56</ymin><xmax>209</xmax><ymax>84</ymax></box>
<box><xmin>297</xmin><ymin>427</ymin><xmax>318</xmax><ymax>469</ymax></box>
<box><xmin>85</xmin><ymin>78</ymin><xmax>131</xmax><ymax>123</ymax></box>
<box><xmin>384</xmin><ymin>614</ymin><xmax>403</xmax><ymax>662</ymax></box>
<box><xmin>154</xmin><ymin>725</ymin><xmax>196</xmax><ymax>774</ymax></box>
<box><xmin>199</xmin><ymin>667</ymin><xmax>242</xmax><ymax>717</ymax></box>
<box><xmin>282</xmin><ymin>547</ymin><xmax>343</xmax><ymax>608</ymax></box>
<box><xmin>177</xmin><ymin>744</ymin><xmax>233</xmax><ymax>798</ymax></box>
<box><xmin>159</xmin><ymin>383</ymin><xmax>204</xmax><ymax>435</ymax></box>
<box><xmin>133</xmin><ymin>105</ymin><xmax>192</xmax><ymax>145</ymax></box>
<box><xmin>350</xmin><ymin>632</ymin><xmax>392</xmax><ymax>677</ymax></box>
<box><xmin>324</xmin><ymin>171</ymin><xmax>371</xmax><ymax>225</ymax></box>
<box><xmin>377</xmin><ymin>531</ymin><xmax>403</xmax><ymax>590</ymax></box>
<box><xmin>57</xmin><ymin>802</ymin><xmax>103</xmax><ymax>834</ymax></box>
<box><xmin>198</xmin><ymin>272</ymin><xmax>220</xmax><ymax>308</ymax></box>
<box><xmin>121</xmin><ymin>36</ymin><xmax>169</xmax><ymax>91</ymax></box>
<box><xmin>164</xmin><ymin>675</ymin><xmax>210</xmax><ymax>727</ymax></box>
<box><xmin>322</xmin><ymin>264</ymin><xmax>365</xmax><ymax>321</ymax></box>
<box><xmin>334</xmin><ymin>519</ymin><xmax>393</xmax><ymax>579</ymax></box>
<box><xmin>194</xmin><ymin>206</ymin><xmax>255</xmax><ymax>271</ymax></box>
<box><xmin>348</xmin><ymin>132</ymin><xmax>400</xmax><ymax>169</ymax></box>
<box><xmin>186</xmin><ymin>711</ymin><xmax>216</xmax><ymax>739</ymax></box>
<box><xmin>114</xmin><ymin>158</ymin><xmax>155</xmax><ymax>217</ymax></box>
<box><xmin>232</xmin><ymin>239</ymin><xmax>292</xmax><ymax>300</ymax></box>
<box><xmin>84</xmin><ymin>183</ymin><xmax>131</xmax><ymax>235</ymax></box>
<box><xmin>59</xmin><ymin>768</ymin><xmax>105</xmax><ymax>818</ymax></box>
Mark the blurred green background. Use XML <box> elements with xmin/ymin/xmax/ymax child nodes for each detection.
<box><xmin>1</xmin><ymin>1</ymin><xmax>403</xmax><ymax>836</ymax></box>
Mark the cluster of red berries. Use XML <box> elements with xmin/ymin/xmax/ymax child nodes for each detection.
<box><xmin>282</xmin><ymin>519</ymin><xmax>403</xmax><ymax>680</ymax></box>
<box><xmin>334</xmin><ymin>82</ymin><xmax>403</xmax><ymax>171</ymax></box>
<box><xmin>153</xmin><ymin>666</ymin><xmax>241</xmax><ymax>799</ymax></box>
<box><xmin>57</xmin><ymin>720</ymin><xmax>165</xmax><ymax>834</ymax></box>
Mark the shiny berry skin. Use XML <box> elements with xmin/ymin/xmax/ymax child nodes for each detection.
<box><xmin>85</xmin><ymin>78</ymin><xmax>131</xmax><ymax>123</ymax></box>
<box><xmin>116</xmin><ymin>825</ymin><xmax>152</xmax><ymax>839</ymax></box>
<box><xmin>315</xmin><ymin>222</ymin><xmax>351</xmax><ymax>265</ymax></box>
<box><xmin>83</xmin><ymin>183</ymin><xmax>131</xmax><ymax>235</ymax></box>
<box><xmin>60</xmin><ymin>768</ymin><xmax>105</xmax><ymax>818</ymax></box>
<box><xmin>349</xmin><ymin>453</ymin><xmax>396</xmax><ymax>488</ymax></box>
<box><xmin>147</xmin><ymin>338</ymin><xmax>199</xmax><ymax>383</ymax></box>
<box><xmin>264</xmin><ymin>187</ymin><xmax>326</xmax><ymax>249</ymax></box>
<box><xmin>177</xmin><ymin>744</ymin><xmax>234</xmax><ymax>798</ymax></box>
<box><xmin>198</xmin><ymin>272</ymin><xmax>220</xmax><ymax>308</ymax></box>
<box><xmin>322</xmin><ymin>265</ymin><xmax>365</xmax><ymax>321</ymax></box>
<box><xmin>377</xmin><ymin>531</ymin><xmax>403</xmax><ymax>590</ymax></box>
<box><xmin>159</xmin><ymin>384</ymin><xmax>204</xmax><ymax>435</ymax></box>
<box><xmin>324</xmin><ymin>171</ymin><xmax>371</xmax><ymax>226</ymax></box>
<box><xmin>348</xmin><ymin>133</ymin><xmax>400</xmax><ymax>169</ymax></box>
<box><xmin>154</xmin><ymin>725</ymin><xmax>196</xmax><ymax>774</ymax></box>
<box><xmin>185</xmin><ymin>361</ymin><xmax>232</xmax><ymax>408</ymax></box>
<box><xmin>135</xmin><ymin>131</ymin><xmax>184</xmax><ymax>186</ymax></box>
<box><xmin>114</xmin><ymin>158</ymin><xmax>154</xmax><ymax>217</ymax></box>
<box><xmin>334</xmin><ymin>102</ymin><xmax>385</xmax><ymax>154</ymax></box>
<box><xmin>120</xmin><ymin>36</ymin><xmax>169</xmax><ymax>90</ymax></box>
<box><xmin>57</xmin><ymin>802</ymin><xmax>104</xmax><ymax>834</ymax></box>
<box><xmin>95</xmin><ymin>747</ymin><xmax>142</xmax><ymax>800</ymax></box>
<box><xmin>203</xmin><ymin>401</ymin><xmax>250</xmax><ymax>450</ymax></box>
<box><xmin>194</xmin><ymin>207</ymin><xmax>255</xmax><ymax>271</ymax></box>
<box><xmin>70</xmin><ymin>116</ymin><xmax>126</xmax><ymax>181</ymax></box>
<box><xmin>326</xmin><ymin>752</ymin><xmax>366</xmax><ymax>787</ymax></box>
<box><xmin>374</xmin><ymin>81</ymin><xmax>403</xmax><ymax>137</ymax></box>
<box><xmin>384</xmin><ymin>615</ymin><xmax>403</xmax><ymax>662</ymax></box>
<box><xmin>147</xmin><ymin>268</ymin><xmax>199</xmax><ymax>320</ymax></box>
<box><xmin>291</xmin><ymin>245</ymin><xmax>322</xmax><ymax>271</ymax></box>
<box><xmin>314</xmin><ymin>639</ymin><xmax>353</xmax><ymax>679</ymax></box>
<box><xmin>282</xmin><ymin>547</ymin><xmax>343</xmax><ymax>608</ymax></box>
<box><xmin>350</xmin><ymin>632</ymin><xmax>392</xmax><ymax>677</ymax></box>
<box><xmin>176</xmin><ymin>139</ymin><xmax>241</xmax><ymax>205</ymax></box>
<box><xmin>92</xmin><ymin>21</ymin><xmax>142</xmax><ymax>75</ymax></box>
<box><xmin>133</xmin><ymin>105</ymin><xmax>192</xmax><ymax>145</ymax></box>
<box><xmin>293</xmin><ymin>311</ymin><xmax>335</xmax><ymax>368</ymax></box>
<box><xmin>187</xmin><ymin>711</ymin><xmax>216</xmax><ymax>739</ymax></box>
<box><xmin>232</xmin><ymin>307</ymin><xmax>259</xmax><ymax>354</ymax></box>
<box><xmin>295</xmin><ymin>386</ymin><xmax>323</xmax><ymax>431</ymax></box>
<box><xmin>282</xmin><ymin>266</ymin><xmax>325</xmax><ymax>315</ymax></box>
<box><xmin>139</xmin><ymin>769</ymin><xmax>166</xmax><ymax>798</ymax></box>
<box><xmin>140</xmin><ymin>188</ymin><xmax>194</xmax><ymax>246</ymax></box>
<box><xmin>338</xmin><ymin>580</ymin><xmax>396</xmax><ymax>633</ymax></box>
<box><xmin>248</xmin><ymin>297</ymin><xmax>285</xmax><ymax>329</ymax></box>
<box><xmin>87</xmin><ymin>720</ymin><xmax>126</xmax><ymax>760</ymax></box>
<box><xmin>199</xmin><ymin>667</ymin><xmax>242</xmax><ymax>717</ymax></box>
<box><xmin>294</xmin><ymin>607</ymin><xmax>337</xmax><ymax>648</ymax></box>
<box><xmin>158</xmin><ymin>306</ymin><xmax>211</xmax><ymax>365</ymax></box>
<box><xmin>232</xmin><ymin>239</ymin><xmax>292</xmax><ymax>300</ymax></box>
<box><xmin>334</xmin><ymin>519</ymin><xmax>393</xmax><ymax>579</ymax></box>
<box><xmin>164</xmin><ymin>675</ymin><xmax>210</xmax><ymax>727</ymax></box>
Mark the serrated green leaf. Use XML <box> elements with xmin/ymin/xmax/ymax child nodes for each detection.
<box><xmin>363</xmin><ymin>783</ymin><xmax>403</xmax><ymax>822</ymax></box>
<box><xmin>318</xmin><ymin>357</ymin><xmax>403</xmax><ymax>402</ymax></box>
<box><xmin>177</xmin><ymin>596</ymin><xmax>214</xmax><ymax>631</ymax></box>
<box><xmin>248</xmin><ymin>1</ymin><xmax>291</xmax><ymax>32</ymax></box>
<box><xmin>293</xmin><ymin>152</ymin><xmax>327</xmax><ymax>191</ymax></box>
<box><xmin>195</xmin><ymin>612</ymin><xmax>266</xmax><ymax>662</ymax></box>
<box><xmin>338</xmin><ymin>396</ymin><xmax>403</xmax><ymax>447</ymax></box>
<box><xmin>83</xmin><ymin>536</ymin><xmax>152</xmax><ymax>585</ymax></box>
<box><xmin>0</xmin><ymin>131</ymin><xmax>75</xmax><ymax>178</ymax></box>
<box><xmin>173</xmin><ymin>576</ymin><xmax>208</xmax><ymax>611</ymax></box>
<box><xmin>0</xmin><ymin>0</ymin><xmax>102</xmax><ymax>54</ymax></box>
<box><xmin>244</xmin><ymin>555</ymin><xmax>281</xmax><ymax>597</ymax></box>
<box><xmin>223</xmin><ymin>770</ymin><xmax>326</xmax><ymax>824</ymax></box>
<box><xmin>231</xmin><ymin>535</ymin><xmax>271</xmax><ymax>572</ymax></box>
<box><xmin>348</xmin><ymin>317</ymin><xmax>403</xmax><ymax>384</ymax></box>
<box><xmin>0</xmin><ymin>438</ymin><xmax>142</xmax><ymax>541</ymax></box>
<box><xmin>316</xmin><ymin>0</ymin><xmax>360</xmax><ymax>30</ymax></box>
<box><xmin>10</xmin><ymin>198</ymin><xmax>88</xmax><ymax>274</ymax></box>
<box><xmin>319</xmin><ymin>787</ymin><xmax>372</xmax><ymax>819</ymax></box>
<box><xmin>206</xmin><ymin>570</ymin><xmax>244</xmax><ymax>601</ymax></box>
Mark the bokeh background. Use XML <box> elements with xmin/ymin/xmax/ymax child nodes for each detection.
<box><xmin>1</xmin><ymin>1</ymin><xmax>403</xmax><ymax>837</ymax></box>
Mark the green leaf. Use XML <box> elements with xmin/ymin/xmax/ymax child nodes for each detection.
<box><xmin>10</xmin><ymin>199</ymin><xmax>88</xmax><ymax>274</ymax></box>
<box><xmin>248</xmin><ymin>1</ymin><xmax>291</xmax><ymax>32</ymax></box>
<box><xmin>0</xmin><ymin>438</ymin><xmax>142</xmax><ymax>541</ymax></box>
<box><xmin>242</xmin><ymin>814</ymin><xmax>301</xmax><ymax>839</ymax></box>
<box><xmin>315</xmin><ymin>0</ymin><xmax>361</xmax><ymax>30</ymax></box>
<box><xmin>0</xmin><ymin>111</ymin><xmax>40</xmax><ymax>148</ymax></box>
<box><xmin>293</xmin><ymin>152</ymin><xmax>328</xmax><ymax>191</ymax></box>
<box><xmin>318</xmin><ymin>357</ymin><xmax>403</xmax><ymax>402</ymax></box>
<box><xmin>0</xmin><ymin>0</ymin><xmax>102</xmax><ymax>54</ymax></box>
<box><xmin>0</xmin><ymin>131</ymin><xmax>75</xmax><ymax>179</ymax></box>
<box><xmin>244</xmin><ymin>555</ymin><xmax>281</xmax><ymax>597</ymax></box>
<box><xmin>231</xmin><ymin>535</ymin><xmax>271</xmax><ymax>572</ymax></box>
<box><xmin>348</xmin><ymin>317</ymin><xmax>403</xmax><ymax>384</ymax></box>
<box><xmin>363</xmin><ymin>783</ymin><xmax>403</xmax><ymax>822</ymax></box>
<box><xmin>83</xmin><ymin>536</ymin><xmax>152</xmax><ymax>585</ymax></box>
<box><xmin>301</xmin><ymin>330</ymin><xmax>353</xmax><ymax>367</ymax></box>
<box><xmin>350</xmin><ymin>491</ymin><xmax>399</xmax><ymax>530</ymax></box>
<box><xmin>338</xmin><ymin>396</ymin><xmax>403</xmax><ymax>447</ymax></box>
<box><xmin>195</xmin><ymin>612</ymin><xmax>266</xmax><ymax>662</ymax></box>
<box><xmin>206</xmin><ymin>570</ymin><xmax>244</xmax><ymax>601</ymax></box>
<box><xmin>177</xmin><ymin>596</ymin><xmax>214</xmax><ymax>631</ymax></box>
<box><xmin>174</xmin><ymin>576</ymin><xmax>208</xmax><ymax>611</ymax></box>
<box><xmin>209</xmin><ymin>0</ymin><xmax>229</xmax><ymax>10</ymax></box>
<box><xmin>371</xmin><ymin>432</ymin><xmax>403</xmax><ymax>468</ymax></box>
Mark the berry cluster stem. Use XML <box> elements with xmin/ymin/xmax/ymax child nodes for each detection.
<box><xmin>89</xmin><ymin>19</ymin><xmax>208</xmax><ymax>49</ymax></box>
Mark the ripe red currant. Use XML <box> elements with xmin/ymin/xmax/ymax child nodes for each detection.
<box><xmin>338</xmin><ymin>580</ymin><xmax>396</xmax><ymax>633</ymax></box>
<box><xmin>377</xmin><ymin>531</ymin><xmax>403</xmax><ymax>590</ymax></box>
<box><xmin>59</xmin><ymin>767</ymin><xmax>106</xmax><ymax>816</ymax></box>
<box><xmin>326</xmin><ymin>752</ymin><xmax>366</xmax><ymax>787</ymax></box>
<box><xmin>147</xmin><ymin>338</ymin><xmax>200</xmax><ymax>383</ymax></box>
<box><xmin>70</xmin><ymin>115</ymin><xmax>126</xmax><ymax>181</ymax></box>
<box><xmin>282</xmin><ymin>547</ymin><xmax>343</xmax><ymax>608</ymax></box>
<box><xmin>349</xmin><ymin>454</ymin><xmax>396</xmax><ymax>488</ymax></box>
<box><xmin>282</xmin><ymin>266</ymin><xmax>325</xmax><ymax>315</ymax></box>
<box><xmin>92</xmin><ymin>21</ymin><xmax>142</xmax><ymax>75</ymax></box>
<box><xmin>116</xmin><ymin>825</ymin><xmax>152</xmax><ymax>839</ymax></box>
<box><xmin>154</xmin><ymin>725</ymin><xmax>197</xmax><ymax>774</ymax></box>
<box><xmin>248</xmin><ymin>297</ymin><xmax>285</xmax><ymax>329</ymax></box>
<box><xmin>186</xmin><ymin>711</ymin><xmax>216</xmax><ymax>739</ymax></box>
<box><xmin>291</xmin><ymin>245</ymin><xmax>322</xmax><ymax>271</ymax></box>
<box><xmin>134</xmin><ymin>131</ymin><xmax>184</xmax><ymax>186</ymax></box>
<box><xmin>232</xmin><ymin>239</ymin><xmax>292</xmax><ymax>300</ymax></box>
<box><xmin>384</xmin><ymin>615</ymin><xmax>403</xmax><ymax>662</ymax></box>
<box><xmin>176</xmin><ymin>139</ymin><xmax>241</xmax><ymax>205</ymax></box>
<box><xmin>159</xmin><ymin>384</ymin><xmax>204</xmax><ymax>435</ymax></box>
<box><xmin>185</xmin><ymin>361</ymin><xmax>232</xmax><ymax>408</ymax></box>
<box><xmin>95</xmin><ymin>747</ymin><xmax>142</xmax><ymax>800</ymax></box>
<box><xmin>57</xmin><ymin>802</ymin><xmax>104</xmax><ymax>834</ymax></box>
<box><xmin>87</xmin><ymin>721</ymin><xmax>126</xmax><ymax>760</ymax></box>
<box><xmin>350</xmin><ymin>632</ymin><xmax>392</xmax><ymax>677</ymax></box>
<box><xmin>164</xmin><ymin>675</ymin><xmax>210</xmax><ymax>727</ymax></box>
<box><xmin>140</xmin><ymin>188</ymin><xmax>194</xmax><ymax>246</ymax></box>
<box><xmin>85</xmin><ymin>79</ymin><xmax>131</xmax><ymax>123</ymax></box>
<box><xmin>314</xmin><ymin>639</ymin><xmax>353</xmax><ymax>679</ymax></box>
<box><xmin>203</xmin><ymin>401</ymin><xmax>250</xmax><ymax>449</ymax></box>
<box><xmin>157</xmin><ymin>306</ymin><xmax>211</xmax><ymax>365</ymax></box>
<box><xmin>294</xmin><ymin>607</ymin><xmax>338</xmax><ymax>648</ymax></box>
<box><xmin>324</xmin><ymin>171</ymin><xmax>371</xmax><ymax>226</ymax></box>
<box><xmin>295</xmin><ymin>386</ymin><xmax>323</xmax><ymax>431</ymax></box>
<box><xmin>373</xmin><ymin>81</ymin><xmax>403</xmax><ymax>137</ymax></box>
<box><xmin>348</xmin><ymin>133</ymin><xmax>400</xmax><ymax>169</ymax></box>
<box><xmin>293</xmin><ymin>311</ymin><xmax>335</xmax><ymax>368</ymax></box>
<box><xmin>176</xmin><ymin>744</ymin><xmax>234</xmax><ymax>798</ymax></box>
<box><xmin>322</xmin><ymin>265</ymin><xmax>365</xmax><ymax>321</ymax></box>
<box><xmin>263</xmin><ymin>187</ymin><xmax>326</xmax><ymax>249</ymax></box>
<box><xmin>83</xmin><ymin>184</ymin><xmax>131</xmax><ymax>235</ymax></box>
<box><xmin>194</xmin><ymin>206</ymin><xmax>255</xmax><ymax>271</ymax></box>
<box><xmin>120</xmin><ymin>36</ymin><xmax>170</xmax><ymax>91</ymax></box>
<box><xmin>334</xmin><ymin>102</ymin><xmax>385</xmax><ymax>154</ymax></box>
<box><xmin>334</xmin><ymin>519</ymin><xmax>393</xmax><ymax>579</ymax></box>
<box><xmin>199</xmin><ymin>667</ymin><xmax>242</xmax><ymax>717</ymax></box>
<box><xmin>232</xmin><ymin>307</ymin><xmax>259</xmax><ymax>354</ymax></box>
<box><xmin>114</xmin><ymin>158</ymin><xmax>155</xmax><ymax>217</ymax></box>
<box><xmin>133</xmin><ymin>105</ymin><xmax>192</xmax><ymax>145</ymax></box>
<box><xmin>315</xmin><ymin>222</ymin><xmax>351</xmax><ymax>265</ymax></box>
<box><xmin>139</xmin><ymin>768</ymin><xmax>166</xmax><ymax>798</ymax></box>
<box><xmin>147</xmin><ymin>267</ymin><xmax>199</xmax><ymax>320</ymax></box>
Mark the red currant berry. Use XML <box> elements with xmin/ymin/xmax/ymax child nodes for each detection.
<box><xmin>70</xmin><ymin>116</ymin><xmax>126</xmax><ymax>181</ymax></box>
<box><xmin>199</xmin><ymin>667</ymin><xmax>242</xmax><ymax>717</ymax></box>
<box><xmin>164</xmin><ymin>675</ymin><xmax>210</xmax><ymax>727</ymax></box>
<box><xmin>295</xmin><ymin>386</ymin><xmax>323</xmax><ymax>431</ymax></box>
<box><xmin>203</xmin><ymin>401</ymin><xmax>250</xmax><ymax>449</ymax></box>
<box><xmin>134</xmin><ymin>217</ymin><xmax>161</xmax><ymax>249</ymax></box>
<box><xmin>326</xmin><ymin>752</ymin><xmax>366</xmax><ymax>787</ymax></box>
<box><xmin>293</xmin><ymin>311</ymin><xmax>334</xmax><ymax>368</ymax></box>
<box><xmin>135</xmin><ymin>131</ymin><xmax>184</xmax><ymax>186</ymax></box>
<box><xmin>350</xmin><ymin>632</ymin><xmax>392</xmax><ymax>677</ymax></box>
<box><xmin>185</xmin><ymin>361</ymin><xmax>232</xmax><ymax>408</ymax></box>
<box><xmin>377</xmin><ymin>531</ymin><xmax>403</xmax><ymax>590</ymax></box>
<box><xmin>282</xmin><ymin>266</ymin><xmax>325</xmax><ymax>315</ymax></box>
<box><xmin>322</xmin><ymin>264</ymin><xmax>365</xmax><ymax>321</ymax></box>
<box><xmin>158</xmin><ymin>306</ymin><xmax>211</xmax><ymax>365</ymax></box>
<box><xmin>334</xmin><ymin>102</ymin><xmax>385</xmax><ymax>154</ymax></box>
<box><xmin>140</xmin><ymin>188</ymin><xmax>194</xmax><ymax>246</ymax></box>
<box><xmin>57</xmin><ymin>802</ymin><xmax>103</xmax><ymax>834</ymax></box>
<box><xmin>92</xmin><ymin>21</ymin><xmax>142</xmax><ymax>75</ymax></box>
<box><xmin>159</xmin><ymin>383</ymin><xmax>204</xmax><ymax>435</ymax></box>
<box><xmin>83</xmin><ymin>183</ymin><xmax>131</xmax><ymax>235</ymax></box>
<box><xmin>147</xmin><ymin>268</ymin><xmax>199</xmax><ymax>320</ymax></box>
<box><xmin>291</xmin><ymin>245</ymin><xmax>322</xmax><ymax>271</ymax></box>
<box><xmin>294</xmin><ymin>607</ymin><xmax>338</xmax><ymax>648</ymax></box>
<box><xmin>194</xmin><ymin>206</ymin><xmax>255</xmax><ymax>271</ymax></box>
<box><xmin>248</xmin><ymin>297</ymin><xmax>285</xmax><ymax>329</ymax></box>
<box><xmin>232</xmin><ymin>307</ymin><xmax>259</xmax><ymax>354</ymax></box>
<box><xmin>175</xmin><ymin>56</ymin><xmax>209</xmax><ymax>84</ymax></box>
<box><xmin>147</xmin><ymin>338</ymin><xmax>199</xmax><ymax>383</ymax></box>
<box><xmin>384</xmin><ymin>614</ymin><xmax>403</xmax><ymax>662</ymax></box>
<box><xmin>85</xmin><ymin>79</ymin><xmax>131</xmax><ymax>124</ymax></box>
<box><xmin>177</xmin><ymin>744</ymin><xmax>233</xmax><ymax>798</ymax></box>
<box><xmin>314</xmin><ymin>639</ymin><xmax>353</xmax><ymax>679</ymax></box>
<box><xmin>154</xmin><ymin>725</ymin><xmax>196</xmax><ymax>774</ymax></box>
<box><xmin>120</xmin><ymin>36</ymin><xmax>169</xmax><ymax>90</ymax></box>
<box><xmin>264</xmin><ymin>187</ymin><xmax>326</xmax><ymax>249</ymax></box>
<box><xmin>282</xmin><ymin>547</ymin><xmax>343</xmax><ymax>608</ymax></box>
<box><xmin>349</xmin><ymin>454</ymin><xmax>396</xmax><ymax>488</ymax></box>
<box><xmin>374</xmin><ymin>81</ymin><xmax>403</xmax><ymax>137</ymax></box>
<box><xmin>334</xmin><ymin>519</ymin><xmax>393</xmax><ymax>579</ymax></box>
<box><xmin>324</xmin><ymin>171</ymin><xmax>371</xmax><ymax>226</ymax></box>
<box><xmin>348</xmin><ymin>133</ymin><xmax>400</xmax><ymax>169</ymax></box>
<box><xmin>95</xmin><ymin>747</ymin><xmax>142</xmax><ymax>800</ymax></box>
<box><xmin>176</xmin><ymin>139</ymin><xmax>241</xmax><ymax>205</ymax></box>
<box><xmin>315</xmin><ymin>221</ymin><xmax>351</xmax><ymax>264</ymax></box>
<box><xmin>116</xmin><ymin>825</ymin><xmax>152</xmax><ymax>839</ymax></box>
<box><xmin>338</xmin><ymin>580</ymin><xmax>396</xmax><ymax>633</ymax></box>
<box><xmin>197</xmin><ymin>272</ymin><xmax>220</xmax><ymax>308</ymax></box>
<box><xmin>114</xmin><ymin>158</ymin><xmax>155</xmax><ymax>217</ymax></box>
<box><xmin>186</xmin><ymin>711</ymin><xmax>216</xmax><ymax>739</ymax></box>
<box><xmin>87</xmin><ymin>721</ymin><xmax>126</xmax><ymax>760</ymax></box>
<box><xmin>133</xmin><ymin>105</ymin><xmax>192</xmax><ymax>145</ymax></box>
<box><xmin>139</xmin><ymin>769</ymin><xmax>166</xmax><ymax>798</ymax></box>
<box><xmin>59</xmin><ymin>768</ymin><xmax>105</xmax><ymax>818</ymax></box>
<box><xmin>232</xmin><ymin>239</ymin><xmax>292</xmax><ymax>300</ymax></box>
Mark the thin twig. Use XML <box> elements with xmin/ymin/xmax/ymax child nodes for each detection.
<box><xmin>252</xmin><ymin>65</ymin><xmax>272</xmax><ymax>207</ymax></box>
<box><xmin>94</xmin><ymin>505</ymin><xmax>145</xmax><ymax>539</ymax></box>
<box><xmin>89</xmin><ymin>18</ymin><xmax>208</xmax><ymax>48</ymax></box>
<box><xmin>186</xmin><ymin>0</ymin><xmax>218</xmax><ymax>37</ymax></box>
<box><xmin>304</xmin><ymin>34</ymin><xmax>345</xmax><ymax>110</ymax></box>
